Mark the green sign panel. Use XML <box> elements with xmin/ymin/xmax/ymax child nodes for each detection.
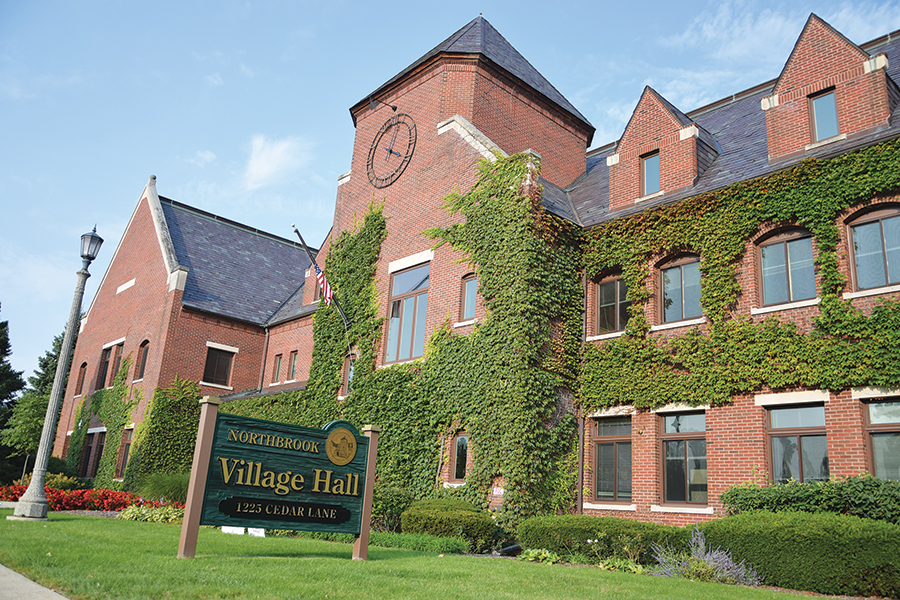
<box><xmin>199</xmin><ymin>414</ymin><xmax>369</xmax><ymax>534</ymax></box>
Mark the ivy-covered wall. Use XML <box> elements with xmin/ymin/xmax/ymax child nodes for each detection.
<box><xmin>224</xmin><ymin>153</ymin><xmax>584</xmax><ymax>525</ymax></box>
<box><xmin>581</xmin><ymin>137</ymin><xmax>900</xmax><ymax>411</ymax></box>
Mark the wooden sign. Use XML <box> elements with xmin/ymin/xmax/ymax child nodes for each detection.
<box><xmin>178</xmin><ymin>398</ymin><xmax>379</xmax><ymax>559</ymax></box>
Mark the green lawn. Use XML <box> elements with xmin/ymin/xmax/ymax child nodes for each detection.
<box><xmin>1</xmin><ymin>509</ymin><xmax>805</xmax><ymax>600</ymax></box>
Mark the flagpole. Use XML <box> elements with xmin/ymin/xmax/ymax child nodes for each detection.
<box><xmin>291</xmin><ymin>225</ymin><xmax>351</xmax><ymax>331</ymax></box>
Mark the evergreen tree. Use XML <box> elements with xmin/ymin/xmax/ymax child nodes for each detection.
<box><xmin>0</xmin><ymin>303</ymin><xmax>26</xmax><ymax>405</ymax></box>
<box><xmin>27</xmin><ymin>323</ymin><xmax>74</xmax><ymax>397</ymax></box>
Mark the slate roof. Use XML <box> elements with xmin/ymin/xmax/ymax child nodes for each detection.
<box><xmin>556</xmin><ymin>29</ymin><xmax>900</xmax><ymax>229</ymax></box>
<box><xmin>356</xmin><ymin>16</ymin><xmax>593</xmax><ymax>135</ymax></box>
<box><xmin>159</xmin><ymin>198</ymin><xmax>313</xmax><ymax>325</ymax></box>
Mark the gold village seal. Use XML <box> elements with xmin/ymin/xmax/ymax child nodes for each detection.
<box><xmin>325</xmin><ymin>428</ymin><xmax>357</xmax><ymax>466</ymax></box>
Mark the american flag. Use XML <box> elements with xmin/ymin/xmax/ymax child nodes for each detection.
<box><xmin>314</xmin><ymin>263</ymin><xmax>333</xmax><ymax>305</ymax></box>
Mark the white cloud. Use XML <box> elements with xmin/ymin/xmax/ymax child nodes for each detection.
<box><xmin>243</xmin><ymin>135</ymin><xmax>314</xmax><ymax>190</ymax></box>
<box><xmin>822</xmin><ymin>2</ymin><xmax>900</xmax><ymax>43</ymax></box>
<box><xmin>186</xmin><ymin>150</ymin><xmax>217</xmax><ymax>167</ymax></box>
<box><xmin>206</xmin><ymin>73</ymin><xmax>224</xmax><ymax>86</ymax></box>
<box><xmin>240</xmin><ymin>63</ymin><xmax>254</xmax><ymax>77</ymax></box>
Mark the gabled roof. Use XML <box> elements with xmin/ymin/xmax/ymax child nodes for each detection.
<box><xmin>553</xmin><ymin>25</ymin><xmax>900</xmax><ymax>229</ymax></box>
<box><xmin>354</xmin><ymin>16</ymin><xmax>593</xmax><ymax>133</ymax></box>
<box><xmin>158</xmin><ymin>198</ymin><xmax>313</xmax><ymax>326</ymax></box>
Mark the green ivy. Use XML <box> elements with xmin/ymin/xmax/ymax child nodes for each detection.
<box><xmin>65</xmin><ymin>398</ymin><xmax>89</xmax><ymax>475</ymax></box>
<box><xmin>581</xmin><ymin>136</ymin><xmax>900</xmax><ymax>411</ymax></box>
<box><xmin>91</xmin><ymin>357</ymin><xmax>138</xmax><ymax>490</ymax></box>
<box><xmin>225</xmin><ymin>154</ymin><xmax>583</xmax><ymax>526</ymax></box>
<box><xmin>122</xmin><ymin>376</ymin><xmax>201</xmax><ymax>491</ymax></box>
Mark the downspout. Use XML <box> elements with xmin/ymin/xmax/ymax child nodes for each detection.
<box><xmin>258</xmin><ymin>327</ymin><xmax>270</xmax><ymax>391</ymax></box>
<box><xmin>577</xmin><ymin>267</ymin><xmax>587</xmax><ymax>515</ymax></box>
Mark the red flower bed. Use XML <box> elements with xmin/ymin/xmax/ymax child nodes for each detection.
<box><xmin>0</xmin><ymin>486</ymin><xmax>183</xmax><ymax>511</ymax></box>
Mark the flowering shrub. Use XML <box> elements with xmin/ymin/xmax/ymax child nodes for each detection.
<box><xmin>0</xmin><ymin>485</ymin><xmax>183</xmax><ymax>512</ymax></box>
<box><xmin>651</xmin><ymin>526</ymin><xmax>760</xmax><ymax>586</ymax></box>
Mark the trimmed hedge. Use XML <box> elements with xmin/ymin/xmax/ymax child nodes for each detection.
<box><xmin>518</xmin><ymin>515</ymin><xmax>687</xmax><ymax>565</ymax></box>
<box><xmin>701</xmin><ymin>511</ymin><xmax>900</xmax><ymax>598</ymax></box>
<box><xmin>720</xmin><ymin>474</ymin><xmax>900</xmax><ymax>524</ymax></box>
<box><xmin>401</xmin><ymin>499</ymin><xmax>495</xmax><ymax>552</ymax></box>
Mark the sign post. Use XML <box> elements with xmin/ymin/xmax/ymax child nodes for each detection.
<box><xmin>178</xmin><ymin>401</ymin><xmax>377</xmax><ymax>559</ymax></box>
<box><xmin>178</xmin><ymin>396</ymin><xmax>220</xmax><ymax>559</ymax></box>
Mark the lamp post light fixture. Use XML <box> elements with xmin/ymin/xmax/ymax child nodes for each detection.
<box><xmin>9</xmin><ymin>227</ymin><xmax>103</xmax><ymax>521</ymax></box>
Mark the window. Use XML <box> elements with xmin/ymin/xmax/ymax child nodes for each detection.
<box><xmin>451</xmin><ymin>432</ymin><xmax>468</xmax><ymax>482</ymax></box>
<box><xmin>661</xmin><ymin>256</ymin><xmax>702</xmax><ymax>323</ymax></box>
<box><xmin>135</xmin><ymin>341</ymin><xmax>149</xmax><ymax>380</ymax></box>
<box><xmin>116</xmin><ymin>428</ymin><xmax>133</xmax><ymax>479</ymax></box>
<box><xmin>203</xmin><ymin>348</ymin><xmax>234</xmax><ymax>386</ymax></box>
<box><xmin>866</xmin><ymin>401</ymin><xmax>900</xmax><ymax>481</ymax></box>
<box><xmin>272</xmin><ymin>354</ymin><xmax>282</xmax><ymax>383</ymax></box>
<box><xmin>849</xmin><ymin>209</ymin><xmax>900</xmax><ymax>290</ymax></box>
<box><xmin>80</xmin><ymin>433</ymin><xmax>94</xmax><ymax>477</ymax></box>
<box><xmin>288</xmin><ymin>351</ymin><xmax>298</xmax><ymax>380</ymax></box>
<box><xmin>594</xmin><ymin>417</ymin><xmax>632</xmax><ymax>501</ymax></box>
<box><xmin>342</xmin><ymin>355</ymin><xmax>356</xmax><ymax>396</ymax></box>
<box><xmin>461</xmin><ymin>274</ymin><xmax>477</xmax><ymax>321</ymax></box>
<box><xmin>661</xmin><ymin>412</ymin><xmax>707</xmax><ymax>503</ymax></box>
<box><xmin>385</xmin><ymin>263</ymin><xmax>429</xmax><ymax>363</ymax></box>
<box><xmin>811</xmin><ymin>90</ymin><xmax>839</xmax><ymax>141</ymax></box>
<box><xmin>642</xmin><ymin>152</ymin><xmax>660</xmax><ymax>196</ymax></box>
<box><xmin>768</xmin><ymin>405</ymin><xmax>829</xmax><ymax>483</ymax></box>
<box><xmin>95</xmin><ymin>348</ymin><xmax>111</xmax><ymax>389</ymax></box>
<box><xmin>74</xmin><ymin>362</ymin><xmax>87</xmax><ymax>396</ymax></box>
<box><xmin>597</xmin><ymin>276</ymin><xmax>630</xmax><ymax>333</ymax></box>
<box><xmin>759</xmin><ymin>232</ymin><xmax>816</xmax><ymax>306</ymax></box>
<box><xmin>110</xmin><ymin>343</ymin><xmax>123</xmax><ymax>381</ymax></box>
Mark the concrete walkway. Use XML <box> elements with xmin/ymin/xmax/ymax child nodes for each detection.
<box><xmin>0</xmin><ymin>563</ymin><xmax>69</xmax><ymax>599</ymax></box>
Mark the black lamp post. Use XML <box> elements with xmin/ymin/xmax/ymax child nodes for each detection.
<box><xmin>9</xmin><ymin>227</ymin><xmax>103</xmax><ymax>521</ymax></box>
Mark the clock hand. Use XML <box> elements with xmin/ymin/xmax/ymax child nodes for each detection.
<box><xmin>385</xmin><ymin>121</ymin><xmax>399</xmax><ymax>161</ymax></box>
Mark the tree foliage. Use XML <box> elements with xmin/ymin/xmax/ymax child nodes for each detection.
<box><xmin>0</xmin><ymin>303</ymin><xmax>25</xmax><ymax>405</ymax></box>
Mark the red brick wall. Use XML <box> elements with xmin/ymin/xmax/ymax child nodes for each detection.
<box><xmin>608</xmin><ymin>91</ymin><xmax>697</xmax><ymax>211</ymax></box>
<box><xmin>54</xmin><ymin>197</ymin><xmax>173</xmax><ymax>456</ymax></box>
<box><xmin>264</xmin><ymin>315</ymin><xmax>314</xmax><ymax>387</ymax></box>
<box><xmin>766</xmin><ymin>16</ymin><xmax>891</xmax><ymax>161</ymax></box>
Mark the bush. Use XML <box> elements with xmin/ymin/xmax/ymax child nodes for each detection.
<box><xmin>138</xmin><ymin>472</ymin><xmax>190</xmax><ymax>505</ymax></box>
<box><xmin>371</xmin><ymin>484</ymin><xmax>414</xmax><ymax>533</ymax></box>
<box><xmin>701</xmin><ymin>510</ymin><xmax>900</xmax><ymax>598</ymax></box>
<box><xmin>720</xmin><ymin>474</ymin><xmax>900</xmax><ymax>524</ymax></box>
<box><xmin>651</xmin><ymin>526</ymin><xmax>760</xmax><ymax>586</ymax></box>
<box><xmin>401</xmin><ymin>499</ymin><xmax>495</xmax><ymax>553</ymax></box>
<box><xmin>0</xmin><ymin>485</ymin><xmax>180</xmax><ymax>512</ymax></box>
<box><xmin>118</xmin><ymin>505</ymin><xmax>184</xmax><ymax>523</ymax></box>
<box><xmin>518</xmin><ymin>515</ymin><xmax>687</xmax><ymax>565</ymax></box>
<box><xmin>47</xmin><ymin>456</ymin><xmax>75</xmax><ymax>478</ymax></box>
<box><xmin>15</xmin><ymin>472</ymin><xmax>86</xmax><ymax>490</ymax></box>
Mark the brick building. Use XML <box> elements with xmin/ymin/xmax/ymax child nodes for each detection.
<box><xmin>55</xmin><ymin>15</ymin><xmax>900</xmax><ymax>524</ymax></box>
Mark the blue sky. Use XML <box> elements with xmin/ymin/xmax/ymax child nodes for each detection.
<box><xmin>3</xmin><ymin>0</ymin><xmax>900</xmax><ymax>383</ymax></box>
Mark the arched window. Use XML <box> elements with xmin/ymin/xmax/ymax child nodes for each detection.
<box><xmin>74</xmin><ymin>362</ymin><xmax>87</xmax><ymax>396</ymax></box>
<box><xmin>848</xmin><ymin>207</ymin><xmax>900</xmax><ymax>290</ymax></box>
<box><xmin>660</xmin><ymin>255</ymin><xmax>702</xmax><ymax>323</ymax></box>
<box><xmin>758</xmin><ymin>230</ymin><xmax>816</xmax><ymax>306</ymax></box>
<box><xmin>596</xmin><ymin>274</ymin><xmax>630</xmax><ymax>333</ymax></box>
<box><xmin>135</xmin><ymin>340</ymin><xmax>150</xmax><ymax>380</ymax></box>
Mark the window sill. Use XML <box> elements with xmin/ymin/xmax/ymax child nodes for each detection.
<box><xmin>132</xmin><ymin>378</ymin><xmax>143</xmax><ymax>384</ymax></box>
<box><xmin>636</xmin><ymin>190</ymin><xmax>665</xmax><ymax>203</ymax></box>
<box><xmin>268</xmin><ymin>382</ymin><xmax>280</xmax><ymax>387</ymax></box>
<box><xmin>651</xmin><ymin>504</ymin><xmax>714</xmax><ymax>515</ymax></box>
<box><xmin>805</xmin><ymin>133</ymin><xmax>846</xmax><ymax>151</ymax></box>
<box><xmin>200</xmin><ymin>381</ymin><xmax>234</xmax><ymax>391</ymax></box>
<box><xmin>650</xmin><ymin>316</ymin><xmax>706</xmax><ymax>332</ymax></box>
<box><xmin>73</xmin><ymin>394</ymin><xmax>82</xmax><ymax>399</ymax></box>
<box><xmin>378</xmin><ymin>359</ymin><xmax>421</xmax><ymax>369</ymax></box>
<box><xmin>443</xmin><ymin>482</ymin><xmax>466</xmax><ymax>488</ymax></box>
<box><xmin>583</xmin><ymin>502</ymin><xmax>637</xmax><ymax>512</ymax></box>
<box><xmin>751</xmin><ymin>297</ymin><xmax>820</xmax><ymax>315</ymax></box>
<box><xmin>843</xmin><ymin>283</ymin><xmax>900</xmax><ymax>300</ymax></box>
<box><xmin>586</xmin><ymin>330</ymin><xmax>626</xmax><ymax>342</ymax></box>
<box><xmin>453</xmin><ymin>319</ymin><xmax>477</xmax><ymax>328</ymax></box>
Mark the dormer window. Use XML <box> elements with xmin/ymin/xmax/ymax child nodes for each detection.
<box><xmin>642</xmin><ymin>152</ymin><xmax>660</xmax><ymax>196</ymax></box>
<box><xmin>811</xmin><ymin>89</ymin><xmax>839</xmax><ymax>141</ymax></box>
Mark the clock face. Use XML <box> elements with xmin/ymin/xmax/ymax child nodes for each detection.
<box><xmin>366</xmin><ymin>113</ymin><xmax>416</xmax><ymax>188</ymax></box>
